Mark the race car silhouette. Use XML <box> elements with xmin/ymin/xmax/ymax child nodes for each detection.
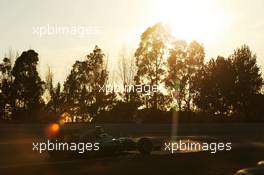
<box><xmin>48</xmin><ymin>126</ymin><xmax>153</xmax><ymax>158</ymax></box>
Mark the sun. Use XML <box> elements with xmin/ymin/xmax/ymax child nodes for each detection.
<box><xmin>153</xmin><ymin>0</ymin><xmax>230</xmax><ymax>43</ymax></box>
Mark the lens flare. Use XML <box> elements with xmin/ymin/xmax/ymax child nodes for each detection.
<box><xmin>50</xmin><ymin>123</ymin><xmax>60</xmax><ymax>133</ymax></box>
<box><xmin>45</xmin><ymin>123</ymin><xmax>60</xmax><ymax>138</ymax></box>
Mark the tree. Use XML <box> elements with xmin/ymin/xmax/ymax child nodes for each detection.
<box><xmin>45</xmin><ymin>82</ymin><xmax>63</xmax><ymax>121</ymax></box>
<box><xmin>45</xmin><ymin>65</ymin><xmax>54</xmax><ymax>99</ymax></box>
<box><xmin>42</xmin><ymin>66</ymin><xmax>64</xmax><ymax>121</ymax></box>
<box><xmin>0</xmin><ymin>57</ymin><xmax>13</xmax><ymax>120</ymax></box>
<box><xmin>63</xmin><ymin>46</ymin><xmax>116</xmax><ymax>122</ymax></box>
<box><xmin>11</xmin><ymin>50</ymin><xmax>45</xmax><ymax>121</ymax></box>
<box><xmin>85</xmin><ymin>46</ymin><xmax>116</xmax><ymax>120</ymax></box>
<box><xmin>193</xmin><ymin>56</ymin><xmax>236</xmax><ymax>115</ymax></box>
<box><xmin>0</xmin><ymin>49</ymin><xmax>19</xmax><ymax>121</ymax></box>
<box><xmin>193</xmin><ymin>45</ymin><xmax>263</xmax><ymax>119</ymax></box>
<box><xmin>135</xmin><ymin>23</ymin><xmax>172</xmax><ymax>110</ymax></box>
<box><xmin>117</xmin><ymin>47</ymin><xmax>137</xmax><ymax>102</ymax></box>
<box><xmin>186</xmin><ymin>41</ymin><xmax>205</xmax><ymax>111</ymax></box>
<box><xmin>166</xmin><ymin>40</ymin><xmax>187</xmax><ymax>111</ymax></box>
<box><xmin>229</xmin><ymin>45</ymin><xmax>263</xmax><ymax>117</ymax></box>
<box><xmin>63</xmin><ymin>60</ymin><xmax>91</xmax><ymax>121</ymax></box>
<box><xmin>166</xmin><ymin>41</ymin><xmax>205</xmax><ymax>111</ymax></box>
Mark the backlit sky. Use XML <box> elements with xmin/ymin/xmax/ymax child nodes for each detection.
<box><xmin>0</xmin><ymin>0</ymin><xmax>264</xmax><ymax>83</ymax></box>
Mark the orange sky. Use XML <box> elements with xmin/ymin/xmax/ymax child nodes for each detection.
<box><xmin>0</xmin><ymin>0</ymin><xmax>263</xmax><ymax>83</ymax></box>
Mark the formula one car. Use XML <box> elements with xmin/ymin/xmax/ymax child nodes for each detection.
<box><xmin>48</xmin><ymin>126</ymin><xmax>153</xmax><ymax>158</ymax></box>
<box><xmin>234</xmin><ymin>160</ymin><xmax>264</xmax><ymax>175</ymax></box>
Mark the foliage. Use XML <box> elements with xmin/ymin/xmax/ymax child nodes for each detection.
<box><xmin>11</xmin><ymin>50</ymin><xmax>45</xmax><ymax>121</ymax></box>
<box><xmin>193</xmin><ymin>45</ymin><xmax>263</xmax><ymax>118</ymax></box>
<box><xmin>0</xmin><ymin>25</ymin><xmax>263</xmax><ymax>123</ymax></box>
<box><xmin>166</xmin><ymin>40</ymin><xmax>205</xmax><ymax>111</ymax></box>
<box><xmin>134</xmin><ymin>23</ymin><xmax>172</xmax><ymax>110</ymax></box>
<box><xmin>63</xmin><ymin>46</ymin><xmax>116</xmax><ymax>122</ymax></box>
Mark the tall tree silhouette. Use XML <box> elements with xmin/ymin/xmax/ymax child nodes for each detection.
<box><xmin>229</xmin><ymin>45</ymin><xmax>263</xmax><ymax>117</ymax></box>
<box><xmin>43</xmin><ymin>67</ymin><xmax>63</xmax><ymax>121</ymax></box>
<box><xmin>193</xmin><ymin>56</ymin><xmax>236</xmax><ymax>115</ymax></box>
<box><xmin>166</xmin><ymin>41</ymin><xmax>205</xmax><ymax>111</ymax></box>
<box><xmin>0</xmin><ymin>57</ymin><xmax>13</xmax><ymax>120</ymax></box>
<box><xmin>135</xmin><ymin>23</ymin><xmax>172</xmax><ymax>110</ymax></box>
<box><xmin>194</xmin><ymin>45</ymin><xmax>263</xmax><ymax>118</ymax></box>
<box><xmin>117</xmin><ymin>47</ymin><xmax>137</xmax><ymax>103</ymax></box>
<box><xmin>11</xmin><ymin>50</ymin><xmax>44</xmax><ymax>121</ymax></box>
<box><xmin>63</xmin><ymin>46</ymin><xmax>116</xmax><ymax>122</ymax></box>
<box><xmin>186</xmin><ymin>41</ymin><xmax>205</xmax><ymax>111</ymax></box>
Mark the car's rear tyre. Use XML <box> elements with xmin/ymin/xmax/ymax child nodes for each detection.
<box><xmin>137</xmin><ymin>138</ymin><xmax>153</xmax><ymax>155</ymax></box>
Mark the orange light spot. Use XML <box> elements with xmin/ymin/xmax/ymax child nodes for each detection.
<box><xmin>50</xmin><ymin>123</ymin><xmax>60</xmax><ymax>133</ymax></box>
<box><xmin>45</xmin><ymin>123</ymin><xmax>60</xmax><ymax>138</ymax></box>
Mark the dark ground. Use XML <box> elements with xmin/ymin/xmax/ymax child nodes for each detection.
<box><xmin>0</xmin><ymin>123</ymin><xmax>263</xmax><ymax>175</ymax></box>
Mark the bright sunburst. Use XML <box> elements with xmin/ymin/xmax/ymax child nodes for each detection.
<box><xmin>153</xmin><ymin>0</ymin><xmax>230</xmax><ymax>43</ymax></box>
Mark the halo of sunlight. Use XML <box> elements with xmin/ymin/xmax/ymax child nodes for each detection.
<box><xmin>154</xmin><ymin>0</ymin><xmax>231</xmax><ymax>43</ymax></box>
